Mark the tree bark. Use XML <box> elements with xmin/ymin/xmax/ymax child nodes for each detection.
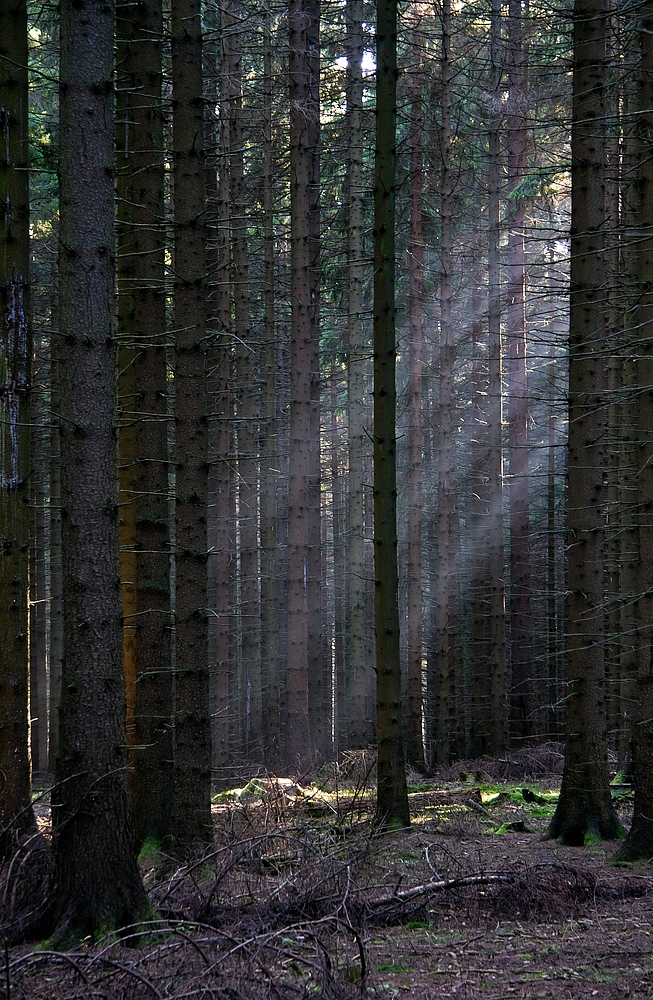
<box><xmin>546</xmin><ymin>0</ymin><xmax>622</xmax><ymax>845</ymax></box>
<box><xmin>286</xmin><ymin>0</ymin><xmax>321</xmax><ymax>767</ymax></box>
<box><xmin>487</xmin><ymin>0</ymin><xmax>508</xmax><ymax>754</ymax></box>
<box><xmin>0</xmin><ymin>0</ymin><xmax>36</xmax><ymax>857</ymax></box>
<box><xmin>505</xmin><ymin>0</ymin><xmax>533</xmax><ymax>740</ymax></box>
<box><xmin>116</xmin><ymin>0</ymin><xmax>173</xmax><ymax>848</ymax></box>
<box><xmin>169</xmin><ymin>0</ymin><xmax>212</xmax><ymax>849</ymax></box>
<box><xmin>404</xmin><ymin>20</ymin><xmax>426</xmax><ymax>773</ymax></box>
<box><xmin>53</xmin><ymin>0</ymin><xmax>148</xmax><ymax>939</ymax></box>
<box><xmin>345</xmin><ymin>0</ymin><xmax>375</xmax><ymax>750</ymax></box>
<box><xmin>615</xmin><ymin>0</ymin><xmax>653</xmax><ymax>860</ymax></box>
<box><xmin>374</xmin><ymin>0</ymin><xmax>410</xmax><ymax>830</ymax></box>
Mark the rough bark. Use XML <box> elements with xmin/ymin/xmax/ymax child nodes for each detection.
<box><xmin>404</xmin><ymin>22</ymin><xmax>426</xmax><ymax>773</ymax></box>
<box><xmin>286</xmin><ymin>0</ymin><xmax>320</xmax><ymax>767</ymax></box>
<box><xmin>116</xmin><ymin>0</ymin><xmax>173</xmax><ymax>848</ymax></box>
<box><xmin>433</xmin><ymin>0</ymin><xmax>459</xmax><ymax>767</ymax></box>
<box><xmin>615</xmin><ymin>0</ymin><xmax>653</xmax><ymax>860</ymax></box>
<box><xmin>374</xmin><ymin>0</ymin><xmax>410</xmax><ymax>830</ymax></box>
<box><xmin>0</xmin><ymin>0</ymin><xmax>36</xmax><ymax>857</ymax></box>
<box><xmin>487</xmin><ymin>0</ymin><xmax>508</xmax><ymax>754</ymax></box>
<box><xmin>169</xmin><ymin>0</ymin><xmax>212</xmax><ymax>849</ymax></box>
<box><xmin>222</xmin><ymin>0</ymin><xmax>261</xmax><ymax>759</ymax></box>
<box><xmin>546</xmin><ymin>0</ymin><xmax>622</xmax><ymax>845</ymax></box>
<box><xmin>505</xmin><ymin>0</ymin><xmax>533</xmax><ymax>740</ymax></box>
<box><xmin>345</xmin><ymin>0</ymin><xmax>375</xmax><ymax>750</ymax></box>
<box><xmin>53</xmin><ymin>0</ymin><xmax>148</xmax><ymax>940</ymax></box>
<box><xmin>260</xmin><ymin>8</ymin><xmax>281</xmax><ymax>769</ymax></box>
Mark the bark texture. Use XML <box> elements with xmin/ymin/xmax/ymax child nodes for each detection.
<box><xmin>169</xmin><ymin>0</ymin><xmax>212</xmax><ymax>849</ymax></box>
<box><xmin>53</xmin><ymin>0</ymin><xmax>148</xmax><ymax>940</ymax></box>
<box><xmin>374</xmin><ymin>0</ymin><xmax>410</xmax><ymax>830</ymax></box>
<box><xmin>547</xmin><ymin>0</ymin><xmax>622</xmax><ymax>845</ymax></box>
<box><xmin>116</xmin><ymin>0</ymin><xmax>173</xmax><ymax>848</ymax></box>
<box><xmin>0</xmin><ymin>0</ymin><xmax>35</xmax><ymax>857</ymax></box>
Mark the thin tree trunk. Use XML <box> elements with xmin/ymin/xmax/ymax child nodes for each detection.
<box><xmin>286</xmin><ymin>0</ymin><xmax>320</xmax><ymax>767</ymax></box>
<box><xmin>487</xmin><ymin>0</ymin><xmax>508</xmax><ymax>754</ymax></box>
<box><xmin>305</xmin><ymin>0</ymin><xmax>326</xmax><ymax>759</ymax></box>
<box><xmin>374</xmin><ymin>0</ymin><xmax>410</xmax><ymax>830</ymax></box>
<box><xmin>222</xmin><ymin>0</ymin><xmax>261</xmax><ymax>760</ymax></box>
<box><xmin>345</xmin><ymin>0</ymin><xmax>375</xmax><ymax>750</ymax></box>
<box><xmin>0</xmin><ymin>0</ymin><xmax>35</xmax><ymax>855</ymax></box>
<box><xmin>30</xmin><ymin>329</ymin><xmax>49</xmax><ymax>776</ymax></box>
<box><xmin>506</xmin><ymin>0</ymin><xmax>533</xmax><ymax>740</ymax></box>
<box><xmin>405</xmin><ymin>21</ymin><xmax>426</xmax><ymax>773</ymax></box>
<box><xmin>260</xmin><ymin>8</ymin><xmax>281</xmax><ymax>769</ymax></box>
<box><xmin>433</xmin><ymin>0</ymin><xmax>458</xmax><ymax>767</ymax></box>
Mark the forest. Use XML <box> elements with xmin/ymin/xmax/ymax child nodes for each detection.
<box><xmin>2</xmin><ymin>0</ymin><xmax>653</xmax><ymax>992</ymax></box>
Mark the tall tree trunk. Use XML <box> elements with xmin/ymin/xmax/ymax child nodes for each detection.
<box><xmin>469</xmin><ymin>279</ymin><xmax>493</xmax><ymax>755</ymax></box>
<box><xmin>48</xmin><ymin>261</ymin><xmax>63</xmax><ymax>773</ymax></box>
<box><xmin>345</xmin><ymin>0</ymin><xmax>375</xmax><ymax>749</ymax></box>
<box><xmin>260</xmin><ymin>8</ymin><xmax>281</xmax><ymax>769</ymax></box>
<box><xmin>615</xmin><ymin>0</ymin><xmax>653</xmax><ymax>860</ymax></box>
<box><xmin>116</xmin><ymin>0</ymin><xmax>173</xmax><ymax>848</ymax></box>
<box><xmin>169</xmin><ymin>0</ymin><xmax>212</xmax><ymax>849</ymax></box>
<box><xmin>222</xmin><ymin>0</ymin><xmax>261</xmax><ymax>759</ymax></box>
<box><xmin>286</xmin><ymin>0</ymin><xmax>321</xmax><ymax>767</ymax></box>
<box><xmin>305</xmin><ymin>0</ymin><xmax>327</xmax><ymax>759</ymax></box>
<box><xmin>433</xmin><ymin>0</ymin><xmax>458</xmax><ymax>767</ymax></box>
<box><xmin>505</xmin><ymin>0</ymin><xmax>533</xmax><ymax>740</ymax></box>
<box><xmin>547</xmin><ymin>0</ymin><xmax>622</xmax><ymax>845</ymax></box>
<box><xmin>487</xmin><ymin>0</ymin><xmax>508</xmax><ymax>754</ymax></box>
<box><xmin>374</xmin><ymin>0</ymin><xmax>410</xmax><ymax>830</ymax></box>
<box><xmin>30</xmin><ymin>330</ymin><xmax>49</xmax><ymax>776</ymax></box>
<box><xmin>52</xmin><ymin>0</ymin><xmax>148</xmax><ymax>939</ymax></box>
<box><xmin>207</xmin><ymin>2</ymin><xmax>235</xmax><ymax>777</ymax></box>
<box><xmin>0</xmin><ymin>0</ymin><xmax>36</xmax><ymax>856</ymax></box>
<box><xmin>405</xmin><ymin>20</ymin><xmax>426</xmax><ymax>773</ymax></box>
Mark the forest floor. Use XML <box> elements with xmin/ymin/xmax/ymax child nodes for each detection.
<box><xmin>3</xmin><ymin>744</ymin><xmax>653</xmax><ymax>999</ymax></box>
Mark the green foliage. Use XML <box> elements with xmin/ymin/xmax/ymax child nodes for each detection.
<box><xmin>138</xmin><ymin>837</ymin><xmax>164</xmax><ymax>862</ymax></box>
<box><xmin>378</xmin><ymin>959</ymin><xmax>409</xmax><ymax>973</ymax></box>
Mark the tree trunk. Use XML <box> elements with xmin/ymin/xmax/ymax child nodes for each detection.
<box><xmin>404</xmin><ymin>21</ymin><xmax>426</xmax><ymax>773</ymax></box>
<box><xmin>487</xmin><ymin>0</ymin><xmax>508</xmax><ymax>754</ymax></box>
<box><xmin>305</xmin><ymin>0</ymin><xmax>327</xmax><ymax>759</ymax></box>
<box><xmin>116</xmin><ymin>0</ymin><xmax>173</xmax><ymax>848</ymax></box>
<box><xmin>505</xmin><ymin>0</ymin><xmax>533</xmax><ymax>740</ymax></box>
<box><xmin>374</xmin><ymin>0</ymin><xmax>410</xmax><ymax>830</ymax></box>
<box><xmin>433</xmin><ymin>0</ymin><xmax>459</xmax><ymax>767</ymax></box>
<box><xmin>222</xmin><ymin>0</ymin><xmax>261</xmax><ymax>760</ymax></box>
<box><xmin>169</xmin><ymin>0</ymin><xmax>212</xmax><ymax>849</ymax></box>
<box><xmin>345</xmin><ymin>0</ymin><xmax>375</xmax><ymax>750</ymax></box>
<box><xmin>52</xmin><ymin>0</ymin><xmax>148</xmax><ymax>939</ymax></box>
<box><xmin>0</xmin><ymin>0</ymin><xmax>36</xmax><ymax>857</ymax></box>
<box><xmin>286</xmin><ymin>0</ymin><xmax>321</xmax><ymax>767</ymax></box>
<box><xmin>614</xmin><ymin>0</ymin><xmax>653</xmax><ymax>860</ymax></box>
<box><xmin>546</xmin><ymin>0</ymin><xmax>622</xmax><ymax>845</ymax></box>
<box><xmin>260</xmin><ymin>8</ymin><xmax>281</xmax><ymax>769</ymax></box>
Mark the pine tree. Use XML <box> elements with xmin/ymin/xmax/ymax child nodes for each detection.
<box><xmin>52</xmin><ymin>0</ymin><xmax>148</xmax><ymax>939</ymax></box>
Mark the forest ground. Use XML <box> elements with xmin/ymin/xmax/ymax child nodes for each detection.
<box><xmin>3</xmin><ymin>744</ymin><xmax>652</xmax><ymax>999</ymax></box>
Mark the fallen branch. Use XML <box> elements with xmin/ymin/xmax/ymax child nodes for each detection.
<box><xmin>366</xmin><ymin>872</ymin><xmax>515</xmax><ymax>913</ymax></box>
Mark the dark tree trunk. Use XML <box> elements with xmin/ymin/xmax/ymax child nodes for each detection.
<box><xmin>546</xmin><ymin>0</ymin><xmax>622</xmax><ymax>846</ymax></box>
<box><xmin>0</xmin><ymin>0</ymin><xmax>36</xmax><ymax>856</ymax></box>
<box><xmin>116</xmin><ymin>0</ymin><xmax>173</xmax><ymax>849</ymax></box>
<box><xmin>53</xmin><ymin>0</ymin><xmax>148</xmax><ymax>940</ymax></box>
<box><xmin>614</xmin><ymin>0</ymin><xmax>653</xmax><ymax>861</ymax></box>
<box><xmin>169</xmin><ymin>0</ymin><xmax>212</xmax><ymax>850</ymax></box>
<box><xmin>374</xmin><ymin>0</ymin><xmax>410</xmax><ymax>830</ymax></box>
